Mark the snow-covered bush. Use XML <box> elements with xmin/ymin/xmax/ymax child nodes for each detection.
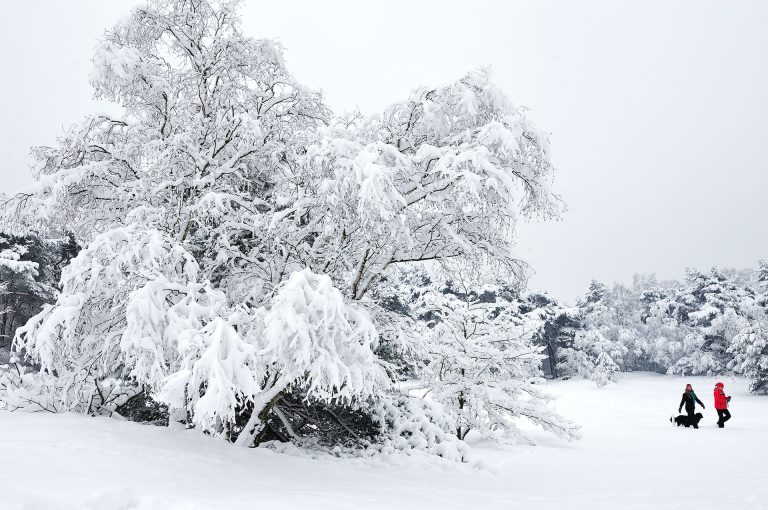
<box><xmin>0</xmin><ymin>363</ymin><xmax>62</xmax><ymax>413</ymax></box>
<box><xmin>371</xmin><ymin>394</ymin><xmax>469</xmax><ymax>461</ymax></box>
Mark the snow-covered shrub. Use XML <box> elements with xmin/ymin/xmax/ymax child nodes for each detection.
<box><xmin>113</xmin><ymin>392</ymin><xmax>169</xmax><ymax>426</ymax></box>
<box><xmin>370</xmin><ymin>394</ymin><xmax>469</xmax><ymax>461</ymax></box>
<box><xmin>592</xmin><ymin>351</ymin><xmax>620</xmax><ymax>387</ymax></box>
<box><xmin>157</xmin><ymin>316</ymin><xmax>263</xmax><ymax>438</ymax></box>
<box><xmin>234</xmin><ymin>269</ymin><xmax>388</xmax><ymax>445</ymax></box>
<box><xmin>0</xmin><ymin>363</ymin><xmax>62</xmax><ymax>413</ymax></box>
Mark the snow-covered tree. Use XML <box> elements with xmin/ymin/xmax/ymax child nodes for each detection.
<box><xmin>559</xmin><ymin>281</ymin><xmax>629</xmax><ymax>386</ymax></box>
<box><xmin>520</xmin><ymin>292</ymin><xmax>581</xmax><ymax>378</ymax></box>
<box><xmin>664</xmin><ymin>269</ymin><xmax>752</xmax><ymax>375</ymax></box>
<box><xmin>727</xmin><ymin>264</ymin><xmax>768</xmax><ymax>393</ymax></box>
<box><xmin>1</xmin><ymin>0</ymin><xmax>564</xmax><ymax>455</ymax></box>
<box><xmin>642</xmin><ymin>288</ymin><xmax>691</xmax><ymax>371</ymax></box>
<box><xmin>757</xmin><ymin>260</ymin><xmax>768</xmax><ymax>308</ymax></box>
<box><xmin>413</xmin><ymin>272</ymin><xmax>579</xmax><ymax>443</ymax></box>
<box><xmin>0</xmin><ymin>232</ymin><xmax>77</xmax><ymax>349</ymax></box>
<box><xmin>728</xmin><ymin>322</ymin><xmax>768</xmax><ymax>393</ymax></box>
<box><xmin>0</xmin><ymin>244</ymin><xmax>40</xmax><ymax>346</ymax></box>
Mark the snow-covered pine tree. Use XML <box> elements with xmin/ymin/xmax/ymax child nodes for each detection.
<box><xmin>757</xmin><ymin>260</ymin><xmax>768</xmax><ymax>307</ymax></box>
<box><xmin>0</xmin><ymin>242</ymin><xmax>42</xmax><ymax>351</ymax></box>
<box><xmin>520</xmin><ymin>292</ymin><xmax>581</xmax><ymax>379</ymax></box>
<box><xmin>1</xmin><ymin>0</ymin><xmax>564</xmax><ymax>454</ymax></box>
<box><xmin>666</xmin><ymin>269</ymin><xmax>752</xmax><ymax>375</ymax></box>
<box><xmin>559</xmin><ymin>281</ymin><xmax>628</xmax><ymax>386</ymax></box>
<box><xmin>640</xmin><ymin>294</ymin><xmax>681</xmax><ymax>372</ymax></box>
<box><xmin>727</xmin><ymin>262</ymin><xmax>768</xmax><ymax>393</ymax></box>
<box><xmin>728</xmin><ymin>322</ymin><xmax>768</xmax><ymax>393</ymax></box>
<box><xmin>0</xmin><ymin>232</ymin><xmax>77</xmax><ymax>351</ymax></box>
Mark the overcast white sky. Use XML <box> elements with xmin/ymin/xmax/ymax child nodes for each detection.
<box><xmin>1</xmin><ymin>0</ymin><xmax>767</xmax><ymax>302</ymax></box>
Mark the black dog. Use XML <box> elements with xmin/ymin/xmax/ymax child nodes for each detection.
<box><xmin>670</xmin><ymin>412</ymin><xmax>703</xmax><ymax>428</ymax></box>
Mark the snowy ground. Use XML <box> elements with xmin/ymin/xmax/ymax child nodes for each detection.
<box><xmin>2</xmin><ymin>373</ymin><xmax>766</xmax><ymax>510</ymax></box>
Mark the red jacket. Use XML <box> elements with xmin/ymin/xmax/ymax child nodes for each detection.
<box><xmin>714</xmin><ymin>388</ymin><xmax>728</xmax><ymax>409</ymax></box>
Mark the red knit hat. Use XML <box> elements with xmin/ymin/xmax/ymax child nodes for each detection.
<box><xmin>715</xmin><ymin>382</ymin><xmax>724</xmax><ymax>388</ymax></box>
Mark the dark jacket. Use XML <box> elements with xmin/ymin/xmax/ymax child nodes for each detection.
<box><xmin>679</xmin><ymin>391</ymin><xmax>704</xmax><ymax>413</ymax></box>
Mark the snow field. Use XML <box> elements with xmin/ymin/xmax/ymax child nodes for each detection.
<box><xmin>2</xmin><ymin>373</ymin><xmax>766</xmax><ymax>510</ymax></box>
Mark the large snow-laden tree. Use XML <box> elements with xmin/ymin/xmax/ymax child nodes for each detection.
<box><xmin>1</xmin><ymin>0</ymin><xmax>565</xmax><ymax>453</ymax></box>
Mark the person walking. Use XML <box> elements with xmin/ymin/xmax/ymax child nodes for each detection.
<box><xmin>678</xmin><ymin>383</ymin><xmax>705</xmax><ymax>428</ymax></box>
<box><xmin>714</xmin><ymin>382</ymin><xmax>732</xmax><ymax>428</ymax></box>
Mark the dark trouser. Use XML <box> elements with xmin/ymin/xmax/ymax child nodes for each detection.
<box><xmin>686</xmin><ymin>408</ymin><xmax>698</xmax><ymax>428</ymax></box>
<box><xmin>716</xmin><ymin>409</ymin><xmax>731</xmax><ymax>428</ymax></box>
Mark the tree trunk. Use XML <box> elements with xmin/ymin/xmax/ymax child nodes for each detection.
<box><xmin>234</xmin><ymin>382</ymin><xmax>287</xmax><ymax>447</ymax></box>
<box><xmin>456</xmin><ymin>385</ymin><xmax>466</xmax><ymax>440</ymax></box>
<box><xmin>548</xmin><ymin>344</ymin><xmax>558</xmax><ymax>378</ymax></box>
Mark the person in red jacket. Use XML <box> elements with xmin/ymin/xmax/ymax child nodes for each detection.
<box><xmin>714</xmin><ymin>382</ymin><xmax>732</xmax><ymax>428</ymax></box>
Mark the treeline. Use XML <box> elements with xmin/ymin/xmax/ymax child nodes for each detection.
<box><xmin>2</xmin><ymin>230</ymin><xmax>764</xmax><ymax>397</ymax></box>
<box><xmin>525</xmin><ymin>264</ymin><xmax>768</xmax><ymax>392</ymax></box>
